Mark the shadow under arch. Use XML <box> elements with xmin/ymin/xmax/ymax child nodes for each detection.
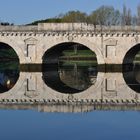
<box><xmin>123</xmin><ymin>44</ymin><xmax>140</xmax><ymax>93</ymax></box>
<box><xmin>42</xmin><ymin>42</ymin><xmax>98</xmax><ymax>94</ymax></box>
<box><xmin>0</xmin><ymin>42</ymin><xmax>20</xmax><ymax>93</ymax></box>
<box><xmin>123</xmin><ymin>44</ymin><xmax>140</xmax><ymax>66</ymax></box>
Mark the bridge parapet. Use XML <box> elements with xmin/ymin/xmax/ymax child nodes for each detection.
<box><xmin>38</xmin><ymin>23</ymin><xmax>140</xmax><ymax>32</ymax></box>
<box><xmin>0</xmin><ymin>25</ymin><xmax>37</xmax><ymax>32</ymax></box>
<box><xmin>0</xmin><ymin>23</ymin><xmax>140</xmax><ymax>32</ymax></box>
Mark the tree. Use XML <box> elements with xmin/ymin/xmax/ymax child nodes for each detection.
<box><xmin>121</xmin><ymin>4</ymin><xmax>132</xmax><ymax>25</ymax></box>
<box><xmin>132</xmin><ymin>15</ymin><xmax>137</xmax><ymax>26</ymax></box>
<box><xmin>62</xmin><ymin>11</ymin><xmax>87</xmax><ymax>23</ymax></box>
<box><xmin>111</xmin><ymin>10</ymin><xmax>121</xmax><ymax>25</ymax></box>
<box><xmin>89</xmin><ymin>6</ymin><xmax>121</xmax><ymax>26</ymax></box>
<box><xmin>88</xmin><ymin>10</ymin><xmax>98</xmax><ymax>26</ymax></box>
<box><xmin>137</xmin><ymin>4</ymin><xmax>140</xmax><ymax>25</ymax></box>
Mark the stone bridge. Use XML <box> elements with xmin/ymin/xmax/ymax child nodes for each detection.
<box><xmin>0</xmin><ymin>23</ymin><xmax>140</xmax><ymax>111</ymax></box>
<box><xmin>0</xmin><ymin>23</ymin><xmax>140</xmax><ymax>65</ymax></box>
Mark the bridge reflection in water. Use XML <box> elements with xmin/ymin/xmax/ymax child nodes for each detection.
<box><xmin>42</xmin><ymin>62</ymin><xmax>97</xmax><ymax>94</ymax></box>
<box><xmin>0</xmin><ymin>64</ymin><xmax>140</xmax><ymax>112</ymax></box>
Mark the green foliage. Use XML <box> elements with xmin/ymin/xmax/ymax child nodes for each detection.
<box><xmin>28</xmin><ymin>4</ymin><xmax>140</xmax><ymax>26</ymax></box>
<box><xmin>61</xmin><ymin>11</ymin><xmax>87</xmax><ymax>23</ymax></box>
<box><xmin>121</xmin><ymin>5</ymin><xmax>132</xmax><ymax>25</ymax></box>
<box><xmin>60</xmin><ymin>61</ymin><xmax>97</xmax><ymax>67</ymax></box>
<box><xmin>89</xmin><ymin>6</ymin><xmax>121</xmax><ymax>26</ymax></box>
<box><xmin>27</xmin><ymin>18</ymin><xmax>63</xmax><ymax>25</ymax></box>
<box><xmin>62</xmin><ymin>50</ymin><xmax>96</xmax><ymax>56</ymax></box>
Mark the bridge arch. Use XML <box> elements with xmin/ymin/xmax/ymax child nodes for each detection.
<box><xmin>42</xmin><ymin>41</ymin><xmax>98</xmax><ymax>94</ymax></box>
<box><xmin>42</xmin><ymin>42</ymin><xmax>98</xmax><ymax>63</ymax></box>
<box><xmin>40</xmin><ymin>71</ymin><xmax>104</xmax><ymax>99</ymax></box>
<box><xmin>0</xmin><ymin>39</ymin><xmax>25</xmax><ymax>63</ymax></box>
<box><xmin>0</xmin><ymin>72</ymin><xmax>26</xmax><ymax>97</ymax></box>
<box><xmin>0</xmin><ymin>42</ymin><xmax>21</xmax><ymax>94</ymax></box>
<box><xmin>42</xmin><ymin>38</ymin><xmax>105</xmax><ymax>65</ymax></box>
<box><xmin>123</xmin><ymin>43</ymin><xmax>140</xmax><ymax>65</ymax></box>
<box><xmin>41</xmin><ymin>37</ymin><xmax>105</xmax><ymax>94</ymax></box>
<box><xmin>73</xmin><ymin>39</ymin><xmax>105</xmax><ymax>64</ymax></box>
<box><xmin>122</xmin><ymin>43</ymin><xmax>140</xmax><ymax>93</ymax></box>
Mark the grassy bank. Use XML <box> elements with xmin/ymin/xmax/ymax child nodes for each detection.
<box><xmin>60</xmin><ymin>50</ymin><xmax>97</xmax><ymax>61</ymax></box>
<box><xmin>61</xmin><ymin>50</ymin><xmax>96</xmax><ymax>56</ymax></box>
<box><xmin>59</xmin><ymin>60</ymin><xmax>97</xmax><ymax>67</ymax></box>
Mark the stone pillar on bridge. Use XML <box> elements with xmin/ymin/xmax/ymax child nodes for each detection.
<box><xmin>24</xmin><ymin>38</ymin><xmax>37</xmax><ymax>63</ymax></box>
<box><xmin>103</xmin><ymin>38</ymin><xmax>118</xmax><ymax>64</ymax></box>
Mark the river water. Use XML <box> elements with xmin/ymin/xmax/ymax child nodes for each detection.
<box><xmin>0</xmin><ymin>60</ymin><xmax>139</xmax><ymax>140</ymax></box>
<box><xmin>0</xmin><ymin>44</ymin><xmax>140</xmax><ymax>140</ymax></box>
<box><xmin>0</xmin><ymin>110</ymin><xmax>140</xmax><ymax>140</ymax></box>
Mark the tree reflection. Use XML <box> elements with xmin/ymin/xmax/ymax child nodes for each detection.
<box><xmin>42</xmin><ymin>61</ymin><xmax>97</xmax><ymax>94</ymax></box>
<box><xmin>59</xmin><ymin>62</ymin><xmax>97</xmax><ymax>91</ymax></box>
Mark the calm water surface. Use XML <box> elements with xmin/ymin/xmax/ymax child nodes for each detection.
<box><xmin>0</xmin><ymin>110</ymin><xmax>140</xmax><ymax>140</ymax></box>
<box><xmin>0</xmin><ymin>46</ymin><xmax>140</xmax><ymax>140</ymax></box>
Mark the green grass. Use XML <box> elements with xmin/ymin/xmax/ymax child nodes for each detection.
<box><xmin>62</xmin><ymin>50</ymin><xmax>96</xmax><ymax>57</ymax></box>
<box><xmin>60</xmin><ymin>50</ymin><xmax>97</xmax><ymax>66</ymax></box>
<box><xmin>134</xmin><ymin>56</ymin><xmax>140</xmax><ymax>63</ymax></box>
<box><xmin>59</xmin><ymin>60</ymin><xmax>97</xmax><ymax>67</ymax></box>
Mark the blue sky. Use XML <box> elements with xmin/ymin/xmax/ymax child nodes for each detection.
<box><xmin>0</xmin><ymin>0</ymin><xmax>140</xmax><ymax>25</ymax></box>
